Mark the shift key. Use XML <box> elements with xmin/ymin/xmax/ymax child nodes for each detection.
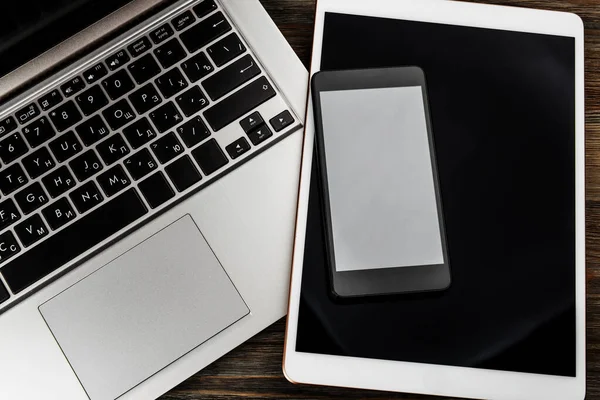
<box><xmin>204</xmin><ymin>77</ymin><xmax>276</xmax><ymax>132</ymax></box>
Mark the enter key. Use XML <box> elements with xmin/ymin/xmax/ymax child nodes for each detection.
<box><xmin>202</xmin><ymin>54</ymin><xmax>260</xmax><ymax>101</ymax></box>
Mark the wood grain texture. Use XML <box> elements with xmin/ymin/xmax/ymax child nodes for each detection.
<box><xmin>162</xmin><ymin>0</ymin><xmax>599</xmax><ymax>398</ymax></box>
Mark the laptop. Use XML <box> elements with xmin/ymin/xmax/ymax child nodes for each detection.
<box><xmin>0</xmin><ymin>1</ymin><xmax>307</xmax><ymax>399</ymax></box>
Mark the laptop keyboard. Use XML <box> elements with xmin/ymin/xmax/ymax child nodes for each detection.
<box><xmin>0</xmin><ymin>0</ymin><xmax>300</xmax><ymax>309</ymax></box>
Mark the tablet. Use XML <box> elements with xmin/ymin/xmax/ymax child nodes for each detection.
<box><xmin>311</xmin><ymin>67</ymin><xmax>451</xmax><ymax>297</ymax></box>
<box><xmin>284</xmin><ymin>1</ymin><xmax>585</xmax><ymax>399</ymax></box>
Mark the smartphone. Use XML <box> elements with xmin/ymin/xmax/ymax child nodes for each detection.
<box><xmin>311</xmin><ymin>66</ymin><xmax>451</xmax><ymax>298</ymax></box>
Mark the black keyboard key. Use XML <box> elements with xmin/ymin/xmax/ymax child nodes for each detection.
<box><xmin>270</xmin><ymin>110</ymin><xmax>295</xmax><ymax>132</ymax></box>
<box><xmin>0</xmin><ymin>133</ymin><xmax>28</xmax><ymax>165</ymax></box>
<box><xmin>176</xmin><ymin>86</ymin><xmax>209</xmax><ymax>117</ymax></box>
<box><xmin>15</xmin><ymin>103</ymin><xmax>40</xmax><ymax>125</ymax></box>
<box><xmin>123</xmin><ymin>118</ymin><xmax>157</xmax><ymax>149</ymax></box>
<box><xmin>0</xmin><ymin>231</ymin><xmax>20</xmax><ymax>264</ymax></box>
<box><xmin>75</xmin><ymin>115</ymin><xmax>109</xmax><ymax>146</ymax></box>
<box><xmin>76</xmin><ymin>85</ymin><xmax>109</xmax><ymax>116</ymax></box>
<box><xmin>60</xmin><ymin>76</ymin><xmax>86</xmax><ymax>97</ymax></box>
<box><xmin>97</xmin><ymin>133</ymin><xmax>130</xmax><ymax>165</ymax></box>
<box><xmin>69</xmin><ymin>150</ymin><xmax>103</xmax><ymax>182</ymax></box>
<box><xmin>240</xmin><ymin>112</ymin><xmax>264</xmax><ymax>133</ymax></box>
<box><xmin>247</xmin><ymin>124</ymin><xmax>273</xmax><ymax>146</ymax></box>
<box><xmin>15</xmin><ymin>182</ymin><xmax>49</xmax><ymax>215</ymax></box>
<box><xmin>128</xmin><ymin>54</ymin><xmax>161</xmax><ymax>84</ymax></box>
<box><xmin>106</xmin><ymin>49</ymin><xmax>130</xmax><ymax>71</ymax></box>
<box><xmin>151</xmin><ymin>132</ymin><xmax>184</xmax><ymax>164</ymax></box>
<box><xmin>129</xmin><ymin>83</ymin><xmax>163</xmax><ymax>115</ymax></box>
<box><xmin>155</xmin><ymin>68</ymin><xmax>188</xmax><ymax>98</ymax></box>
<box><xmin>22</xmin><ymin>147</ymin><xmax>55</xmax><ymax>179</ymax></box>
<box><xmin>42</xmin><ymin>166</ymin><xmax>76</xmax><ymax>198</ymax></box>
<box><xmin>15</xmin><ymin>214</ymin><xmax>48</xmax><ymax>247</ymax></box>
<box><xmin>49</xmin><ymin>131</ymin><xmax>82</xmax><ymax>163</ymax></box>
<box><xmin>70</xmin><ymin>181</ymin><xmax>104</xmax><ymax>214</ymax></box>
<box><xmin>203</xmin><ymin>55</ymin><xmax>260</xmax><ymax>101</ymax></box>
<box><xmin>83</xmin><ymin>63</ymin><xmax>108</xmax><ymax>85</ymax></box>
<box><xmin>181</xmin><ymin>52</ymin><xmax>214</xmax><ymax>83</ymax></box>
<box><xmin>177</xmin><ymin>115</ymin><xmax>210</xmax><ymax>148</ymax></box>
<box><xmin>192</xmin><ymin>138</ymin><xmax>228</xmax><ymax>175</ymax></box>
<box><xmin>1</xmin><ymin>188</ymin><xmax>147</xmax><ymax>294</ymax></box>
<box><xmin>49</xmin><ymin>101</ymin><xmax>83</xmax><ymax>132</ymax></box>
<box><xmin>124</xmin><ymin>149</ymin><xmax>157</xmax><ymax>180</ymax></box>
<box><xmin>204</xmin><ymin>76</ymin><xmax>276</xmax><ymax>131</ymax></box>
<box><xmin>154</xmin><ymin>39</ymin><xmax>186</xmax><ymax>69</ymax></box>
<box><xmin>23</xmin><ymin>117</ymin><xmax>56</xmax><ymax>148</ymax></box>
<box><xmin>0</xmin><ymin>199</ymin><xmax>20</xmax><ymax>231</ymax></box>
<box><xmin>102</xmin><ymin>69</ymin><xmax>135</xmax><ymax>100</ymax></box>
<box><xmin>0</xmin><ymin>164</ymin><xmax>28</xmax><ymax>195</ymax></box>
<box><xmin>128</xmin><ymin>36</ymin><xmax>152</xmax><ymax>57</ymax></box>
<box><xmin>207</xmin><ymin>33</ymin><xmax>246</xmax><ymax>67</ymax></box>
<box><xmin>165</xmin><ymin>155</ymin><xmax>201</xmax><ymax>192</ymax></box>
<box><xmin>138</xmin><ymin>172</ymin><xmax>174</xmax><ymax>209</ymax></box>
<box><xmin>180</xmin><ymin>12</ymin><xmax>231</xmax><ymax>54</ymax></box>
<box><xmin>0</xmin><ymin>279</ymin><xmax>8</xmax><ymax>304</ymax></box>
<box><xmin>225</xmin><ymin>137</ymin><xmax>250</xmax><ymax>160</ymax></box>
<box><xmin>103</xmin><ymin>99</ymin><xmax>136</xmax><ymax>130</ymax></box>
<box><xmin>150</xmin><ymin>24</ymin><xmax>174</xmax><ymax>44</ymax></box>
<box><xmin>98</xmin><ymin>165</ymin><xmax>131</xmax><ymax>197</ymax></box>
<box><xmin>39</xmin><ymin>90</ymin><xmax>63</xmax><ymax>112</ymax></box>
<box><xmin>149</xmin><ymin>102</ymin><xmax>182</xmax><ymax>133</ymax></box>
<box><xmin>0</xmin><ymin>116</ymin><xmax>17</xmax><ymax>137</ymax></box>
<box><xmin>193</xmin><ymin>0</ymin><xmax>218</xmax><ymax>19</ymax></box>
<box><xmin>42</xmin><ymin>197</ymin><xmax>76</xmax><ymax>230</ymax></box>
<box><xmin>172</xmin><ymin>10</ymin><xmax>196</xmax><ymax>31</ymax></box>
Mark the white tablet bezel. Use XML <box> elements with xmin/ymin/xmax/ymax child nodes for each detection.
<box><xmin>283</xmin><ymin>1</ymin><xmax>585</xmax><ymax>399</ymax></box>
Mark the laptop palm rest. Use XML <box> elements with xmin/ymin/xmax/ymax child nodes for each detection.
<box><xmin>39</xmin><ymin>215</ymin><xmax>249</xmax><ymax>400</ymax></box>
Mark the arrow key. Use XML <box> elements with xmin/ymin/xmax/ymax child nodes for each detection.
<box><xmin>270</xmin><ymin>110</ymin><xmax>294</xmax><ymax>132</ymax></box>
<box><xmin>225</xmin><ymin>137</ymin><xmax>250</xmax><ymax>160</ymax></box>
<box><xmin>239</xmin><ymin>111</ymin><xmax>263</xmax><ymax>133</ymax></box>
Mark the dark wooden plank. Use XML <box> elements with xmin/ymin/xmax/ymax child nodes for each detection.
<box><xmin>162</xmin><ymin>0</ymin><xmax>600</xmax><ymax>398</ymax></box>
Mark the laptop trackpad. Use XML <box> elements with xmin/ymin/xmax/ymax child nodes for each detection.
<box><xmin>39</xmin><ymin>215</ymin><xmax>249</xmax><ymax>400</ymax></box>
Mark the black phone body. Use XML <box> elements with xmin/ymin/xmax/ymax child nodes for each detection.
<box><xmin>311</xmin><ymin>67</ymin><xmax>451</xmax><ymax>298</ymax></box>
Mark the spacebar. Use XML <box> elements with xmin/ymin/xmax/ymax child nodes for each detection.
<box><xmin>1</xmin><ymin>188</ymin><xmax>148</xmax><ymax>294</ymax></box>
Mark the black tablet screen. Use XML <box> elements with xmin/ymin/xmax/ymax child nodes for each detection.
<box><xmin>296</xmin><ymin>12</ymin><xmax>576</xmax><ymax>377</ymax></box>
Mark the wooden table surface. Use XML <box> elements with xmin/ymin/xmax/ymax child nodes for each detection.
<box><xmin>162</xmin><ymin>0</ymin><xmax>600</xmax><ymax>398</ymax></box>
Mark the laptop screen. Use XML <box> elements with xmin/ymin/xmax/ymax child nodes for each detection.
<box><xmin>0</xmin><ymin>0</ymin><xmax>134</xmax><ymax>79</ymax></box>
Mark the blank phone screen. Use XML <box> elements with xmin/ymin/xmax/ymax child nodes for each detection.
<box><xmin>319</xmin><ymin>86</ymin><xmax>444</xmax><ymax>272</ymax></box>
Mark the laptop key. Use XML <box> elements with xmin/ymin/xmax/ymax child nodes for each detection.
<box><xmin>154</xmin><ymin>39</ymin><xmax>186</xmax><ymax>69</ymax></box>
<box><xmin>22</xmin><ymin>147</ymin><xmax>56</xmax><ymax>179</ymax></box>
<box><xmin>203</xmin><ymin>55</ymin><xmax>260</xmax><ymax>101</ymax></box>
<box><xmin>15</xmin><ymin>103</ymin><xmax>40</xmax><ymax>125</ymax></box>
<box><xmin>106</xmin><ymin>49</ymin><xmax>130</xmax><ymax>71</ymax></box>
<box><xmin>0</xmin><ymin>199</ymin><xmax>21</xmax><ymax>231</ymax></box>
<box><xmin>165</xmin><ymin>155</ymin><xmax>201</xmax><ymax>192</ymax></box>
<box><xmin>69</xmin><ymin>150</ymin><xmax>103</xmax><ymax>182</ymax></box>
<box><xmin>225</xmin><ymin>137</ymin><xmax>250</xmax><ymax>160</ymax></box>
<box><xmin>42</xmin><ymin>166</ymin><xmax>76</xmax><ymax>198</ymax></box>
<box><xmin>42</xmin><ymin>197</ymin><xmax>76</xmax><ymax>231</ymax></box>
<box><xmin>15</xmin><ymin>214</ymin><xmax>48</xmax><ymax>247</ymax></box>
<box><xmin>0</xmin><ymin>231</ymin><xmax>20</xmax><ymax>264</ymax></box>
<box><xmin>103</xmin><ymin>99</ymin><xmax>136</xmax><ymax>130</ymax></box>
<box><xmin>60</xmin><ymin>76</ymin><xmax>86</xmax><ymax>97</ymax></box>
<box><xmin>0</xmin><ymin>116</ymin><xmax>17</xmax><ymax>137</ymax></box>
<box><xmin>0</xmin><ymin>164</ymin><xmax>28</xmax><ymax>195</ymax></box>
<box><xmin>151</xmin><ymin>132</ymin><xmax>184</xmax><ymax>164</ymax></box>
<box><xmin>97</xmin><ymin>133</ymin><xmax>130</xmax><ymax>165</ymax></box>
<box><xmin>23</xmin><ymin>116</ymin><xmax>56</xmax><ymax>148</ymax></box>
<box><xmin>181</xmin><ymin>52</ymin><xmax>214</xmax><ymax>83</ymax></box>
<box><xmin>49</xmin><ymin>101</ymin><xmax>82</xmax><ymax>132</ymax></box>
<box><xmin>207</xmin><ymin>33</ymin><xmax>246</xmax><ymax>67</ymax></box>
<box><xmin>204</xmin><ymin>76</ymin><xmax>276</xmax><ymax>131</ymax></box>
<box><xmin>98</xmin><ymin>165</ymin><xmax>131</xmax><ymax>197</ymax></box>
<box><xmin>123</xmin><ymin>118</ymin><xmax>157</xmax><ymax>149</ymax></box>
<box><xmin>180</xmin><ymin>12</ymin><xmax>231</xmax><ymax>54</ymax></box>
<box><xmin>176</xmin><ymin>86</ymin><xmax>209</xmax><ymax>117</ymax></box>
<box><xmin>70</xmin><ymin>181</ymin><xmax>104</xmax><ymax>214</ymax></box>
<box><xmin>155</xmin><ymin>68</ymin><xmax>188</xmax><ymax>98</ymax></box>
<box><xmin>138</xmin><ymin>172</ymin><xmax>174</xmax><ymax>209</ymax></box>
<box><xmin>102</xmin><ymin>69</ymin><xmax>135</xmax><ymax>100</ymax></box>
<box><xmin>177</xmin><ymin>115</ymin><xmax>210</xmax><ymax>148</ymax></box>
<box><xmin>49</xmin><ymin>131</ymin><xmax>83</xmax><ymax>163</ymax></box>
<box><xmin>192</xmin><ymin>139</ymin><xmax>228</xmax><ymax>175</ymax></box>
<box><xmin>0</xmin><ymin>133</ymin><xmax>28</xmax><ymax>165</ymax></box>
<box><xmin>15</xmin><ymin>182</ymin><xmax>49</xmax><ymax>215</ymax></box>
<box><xmin>1</xmin><ymin>188</ymin><xmax>147</xmax><ymax>294</ymax></box>
<box><xmin>38</xmin><ymin>90</ymin><xmax>63</xmax><ymax>112</ymax></box>
<box><xmin>270</xmin><ymin>110</ymin><xmax>295</xmax><ymax>132</ymax></box>
<box><xmin>83</xmin><ymin>63</ymin><xmax>108</xmax><ymax>85</ymax></box>
<box><xmin>240</xmin><ymin>111</ymin><xmax>263</xmax><ymax>133</ymax></box>
<box><xmin>193</xmin><ymin>0</ymin><xmax>217</xmax><ymax>18</ymax></box>
<box><xmin>124</xmin><ymin>149</ymin><xmax>157</xmax><ymax>181</ymax></box>
<box><xmin>0</xmin><ymin>280</ymin><xmax>8</xmax><ymax>305</ymax></box>
<box><xmin>149</xmin><ymin>102</ymin><xmax>182</xmax><ymax>133</ymax></box>
<box><xmin>247</xmin><ymin>124</ymin><xmax>272</xmax><ymax>146</ymax></box>
<box><xmin>129</xmin><ymin>83</ymin><xmax>162</xmax><ymax>115</ymax></box>
<box><xmin>76</xmin><ymin>85</ymin><xmax>109</xmax><ymax>116</ymax></box>
<box><xmin>127</xmin><ymin>36</ymin><xmax>152</xmax><ymax>58</ymax></box>
<box><xmin>75</xmin><ymin>115</ymin><xmax>109</xmax><ymax>146</ymax></box>
<box><xmin>172</xmin><ymin>10</ymin><xmax>196</xmax><ymax>31</ymax></box>
<box><xmin>150</xmin><ymin>24</ymin><xmax>174</xmax><ymax>45</ymax></box>
<box><xmin>128</xmin><ymin>54</ymin><xmax>161</xmax><ymax>84</ymax></box>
